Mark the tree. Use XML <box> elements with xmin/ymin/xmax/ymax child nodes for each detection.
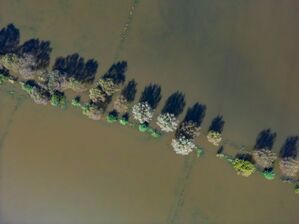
<box><xmin>157</xmin><ymin>91</ymin><xmax>185</xmax><ymax>133</ymax></box>
<box><xmin>156</xmin><ymin>113</ymin><xmax>178</xmax><ymax>132</ymax></box>
<box><xmin>171</xmin><ymin>135</ymin><xmax>196</xmax><ymax>156</ymax></box>
<box><xmin>53</xmin><ymin>53</ymin><xmax>98</xmax><ymax>83</ymax></box>
<box><xmin>207</xmin><ymin>116</ymin><xmax>225</xmax><ymax>146</ymax></box>
<box><xmin>132</xmin><ymin>102</ymin><xmax>154</xmax><ymax>124</ymax></box>
<box><xmin>232</xmin><ymin>158</ymin><xmax>256</xmax><ymax>177</ymax></box>
<box><xmin>17</xmin><ymin>38</ymin><xmax>52</xmax><ymax>70</ymax></box>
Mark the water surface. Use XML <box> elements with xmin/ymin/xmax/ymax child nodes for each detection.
<box><xmin>1</xmin><ymin>0</ymin><xmax>299</xmax><ymax>223</ymax></box>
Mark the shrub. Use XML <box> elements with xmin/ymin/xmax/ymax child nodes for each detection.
<box><xmin>106</xmin><ymin>111</ymin><xmax>118</xmax><ymax>123</ymax></box>
<box><xmin>119</xmin><ymin>114</ymin><xmax>129</xmax><ymax>126</ymax></box>
<box><xmin>138</xmin><ymin>122</ymin><xmax>149</xmax><ymax>132</ymax></box>
<box><xmin>262</xmin><ymin>168</ymin><xmax>276</xmax><ymax>180</ymax></box>
<box><xmin>71</xmin><ymin>96</ymin><xmax>81</xmax><ymax>107</ymax></box>
<box><xmin>148</xmin><ymin>128</ymin><xmax>161</xmax><ymax>138</ymax></box>
<box><xmin>50</xmin><ymin>91</ymin><xmax>66</xmax><ymax>108</ymax></box>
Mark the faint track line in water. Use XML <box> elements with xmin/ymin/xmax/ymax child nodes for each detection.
<box><xmin>113</xmin><ymin>0</ymin><xmax>141</xmax><ymax>61</ymax></box>
<box><xmin>167</xmin><ymin>154</ymin><xmax>196</xmax><ymax>224</ymax></box>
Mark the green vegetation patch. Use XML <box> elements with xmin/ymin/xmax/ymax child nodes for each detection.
<box><xmin>138</xmin><ymin>122</ymin><xmax>149</xmax><ymax>132</ymax></box>
<box><xmin>106</xmin><ymin>114</ymin><xmax>118</xmax><ymax>123</ymax></box>
<box><xmin>148</xmin><ymin>128</ymin><xmax>161</xmax><ymax>138</ymax></box>
<box><xmin>196</xmin><ymin>147</ymin><xmax>203</xmax><ymax>157</ymax></box>
<box><xmin>119</xmin><ymin>116</ymin><xmax>129</xmax><ymax>126</ymax></box>
<box><xmin>262</xmin><ymin>169</ymin><xmax>276</xmax><ymax>180</ymax></box>
<box><xmin>51</xmin><ymin>91</ymin><xmax>66</xmax><ymax>108</ymax></box>
<box><xmin>71</xmin><ymin>96</ymin><xmax>81</xmax><ymax>107</ymax></box>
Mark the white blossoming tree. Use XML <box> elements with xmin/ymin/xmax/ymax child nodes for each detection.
<box><xmin>132</xmin><ymin>102</ymin><xmax>154</xmax><ymax>124</ymax></box>
<box><xmin>156</xmin><ymin>113</ymin><xmax>178</xmax><ymax>132</ymax></box>
<box><xmin>171</xmin><ymin>135</ymin><xmax>196</xmax><ymax>156</ymax></box>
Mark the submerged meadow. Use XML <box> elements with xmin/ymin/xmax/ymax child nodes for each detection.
<box><xmin>0</xmin><ymin>1</ymin><xmax>299</xmax><ymax>223</ymax></box>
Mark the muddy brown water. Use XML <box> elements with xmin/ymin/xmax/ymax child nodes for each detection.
<box><xmin>1</xmin><ymin>0</ymin><xmax>299</xmax><ymax>223</ymax></box>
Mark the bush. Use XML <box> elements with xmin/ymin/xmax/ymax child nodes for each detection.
<box><xmin>148</xmin><ymin>128</ymin><xmax>161</xmax><ymax>138</ymax></box>
<box><xmin>262</xmin><ymin>169</ymin><xmax>276</xmax><ymax>180</ymax></box>
<box><xmin>20</xmin><ymin>81</ymin><xmax>33</xmax><ymax>94</ymax></box>
<box><xmin>196</xmin><ymin>147</ymin><xmax>204</xmax><ymax>157</ymax></box>
<box><xmin>119</xmin><ymin>114</ymin><xmax>129</xmax><ymax>126</ymax></box>
<box><xmin>106</xmin><ymin>112</ymin><xmax>118</xmax><ymax>123</ymax></box>
<box><xmin>71</xmin><ymin>96</ymin><xmax>81</xmax><ymax>107</ymax></box>
<box><xmin>50</xmin><ymin>91</ymin><xmax>66</xmax><ymax>108</ymax></box>
<box><xmin>138</xmin><ymin>122</ymin><xmax>149</xmax><ymax>132</ymax></box>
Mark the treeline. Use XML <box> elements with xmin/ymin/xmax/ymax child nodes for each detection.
<box><xmin>1</xmin><ymin>23</ymin><xmax>299</xmax><ymax>193</ymax></box>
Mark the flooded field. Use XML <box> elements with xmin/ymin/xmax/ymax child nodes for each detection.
<box><xmin>1</xmin><ymin>0</ymin><xmax>299</xmax><ymax>223</ymax></box>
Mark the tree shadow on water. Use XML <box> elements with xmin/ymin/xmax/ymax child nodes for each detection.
<box><xmin>0</xmin><ymin>67</ymin><xmax>10</xmax><ymax>76</ymax></box>
<box><xmin>0</xmin><ymin>23</ymin><xmax>20</xmax><ymax>55</ymax></box>
<box><xmin>139</xmin><ymin>83</ymin><xmax>162</xmax><ymax>109</ymax></box>
<box><xmin>208</xmin><ymin>115</ymin><xmax>225</xmax><ymax>133</ymax></box>
<box><xmin>161</xmin><ymin>91</ymin><xmax>186</xmax><ymax>117</ymax></box>
<box><xmin>103</xmin><ymin>61</ymin><xmax>127</xmax><ymax>85</ymax></box>
<box><xmin>279</xmin><ymin>136</ymin><xmax>298</xmax><ymax>159</ymax></box>
<box><xmin>254</xmin><ymin>129</ymin><xmax>277</xmax><ymax>150</ymax></box>
<box><xmin>183</xmin><ymin>103</ymin><xmax>206</xmax><ymax>126</ymax></box>
<box><xmin>17</xmin><ymin>38</ymin><xmax>52</xmax><ymax>70</ymax></box>
<box><xmin>53</xmin><ymin>53</ymin><xmax>98</xmax><ymax>83</ymax></box>
<box><xmin>121</xmin><ymin>79</ymin><xmax>137</xmax><ymax>102</ymax></box>
<box><xmin>235</xmin><ymin>153</ymin><xmax>253</xmax><ymax>162</ymax></box>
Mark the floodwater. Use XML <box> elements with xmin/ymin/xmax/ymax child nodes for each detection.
<box><xmin>1</xmin><ymin>0</ymin><xmax>299</xmax><ymax>223</ymax></box>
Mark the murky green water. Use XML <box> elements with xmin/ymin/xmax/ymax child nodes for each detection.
<box><xmin>1</xmin><ymin>0</ymin><xmax>299</xmax><ymax>223</ymax></box>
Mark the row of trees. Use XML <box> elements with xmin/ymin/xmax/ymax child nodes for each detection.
<box><xmin>1</xmin><ymin>24</ymin><xmax>299</xmax><ymax>188</ymax></box>
<box><xmin>0</xmin><ymin>23</ymin><xmax>220</xmax><ymax>155</ymax></box>
<box><xmin>0</xmin><ymin>24</ymin><xmax>98</xmax><ymax>91</ymax></box>
<box><xmin>216</xmin><ymin>128</ymin><xmax>299</xmax><ymax>190</ymax></box>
